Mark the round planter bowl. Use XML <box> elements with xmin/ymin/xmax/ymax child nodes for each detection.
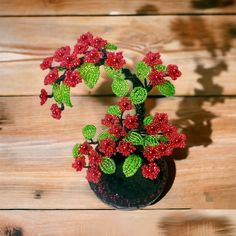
<box><xmin>89</xmin><ymin>156</ymin><xmax>168</xmax><ymax>210</ymax></box>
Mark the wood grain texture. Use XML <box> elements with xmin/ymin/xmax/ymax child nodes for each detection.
<box><xmin>1</xmin><ymin>0</ymin><xmax>236</xmax><ymax>16</ymax></box>
<box><xmin>0</xmin><ymin>16</ymin><xmax>236</xmax><ymax>96</ymax></box>
<box><xmin>0</xmin><ymin>96</ymin><xmax>235</xmax><ymax>209</ymax></box>
<box><xmin>0</xmin><ymin>210</ymin><xmax>235</xmax><ymax>236</ymax></box>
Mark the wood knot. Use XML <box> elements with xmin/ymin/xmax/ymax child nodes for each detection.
<box><xmin>34</xmin><ymin>190</ymin><xmax>43</xmax><ymax>199</ymax></box>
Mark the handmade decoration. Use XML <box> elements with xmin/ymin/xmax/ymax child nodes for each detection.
<box><xmin>39</xmin><ymin>32</ymin><xmax>186</xmax><ymax>209</ymax></box>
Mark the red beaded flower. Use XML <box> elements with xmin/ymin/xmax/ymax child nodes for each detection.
<box><xmin>142</xmin><ymin>163</ymin><xmax>160</xmax><ymax>180</ymax></box>
<box><xmin>40</xmin><ymin>57</ymin><xmax>53</xmax><ymax>70</ymax></box>
<box><xmin>101</xmin><ymin>114</ymin><xmax>119</xmax><ymax>127</ymax></box>
<box><xmin>167</xmin><ymin>64</ymin><xmax>182</xmax><ymax>80</ymax></box>
<box><xmin>39</xmin><ymin>89</ymin><xmax>48</xmax><ymax>106</ymax></box>
<box><xmin>78</xmin><ymin>141</ymin><xmax>93</xmax><ymax>155</ymax></box>
<box><xmin>117</xmin><ymin>97</ymin><xmax>133</xmax><ymax>112</ymax></box>
<box><xmin>91</xmin><ymin>37</ymin><xmax>107</xmax><ymax>49</ymax></box>
<box><xmin>88</xmin><ymin>150</ymin><xmax>103</xmax><ymax>166</ymax></box>
<box><xmin>148</xmin><ymin>68</ymin><xmax>166</xmax><ymax>86</ymax></box>
<box><xmin>106</xmin><ymin>52</ymin><xmax>126</xmax><ymax>70</ymax></box>
<box><xmin>123</xmin><ymin>114</ymin><xmax>139</xmax><ymax>130</ymax></box>
<box><xmin>116</xmin><ymin>141</ymin><xmax>136</xmax><ymax>156</ymax></box>
<box><xmin>98</xmin><ymin>138</ymin><xmax>116</xmax><ymax>158</ymax></box>
<box><xmin>78</xmin><ymin>32</ymin><xmax>93</xmax><ymax>45</ymax></box>
<box><xmin>72</xmin><ymin>156</ymin><xmax>86</xmax><ymax>172</ymax></box>
<box><xmin>50</xmin><ymin>103</ymin><xmax>62</xmax><ymax>120</ymax></box>
<box><xmin>143</xmin><ymin>146</ymin><xmax>161</xmax><ymax>162</ymax></box>
<box><xmin>60</xmin><ymin>54</ymin><xmax>81</xmax><ymax>69</ymax></box>
<box><xmin>73</xmin><ymin>43</ymin><xmax>89</xmax><ymax>54</ymax></box>
<box><xmin>44</xmin><ymin>68</ymin><xmax>59</xmax><ymax>85</ymax></box>
<box><xmin>54</xmin><ymin>46</ymin><xmax>71</xmax><ymax>62</ymax></box>
<box><xmin>84</xmin><ymin>49</ymin><xmax>103</xmax><ymax>64</ymax></box>
<box><xmin>143</xmin><ymin>51</ymin><xmax>162</xmax><ymax>67</ymax></box>
<box><xmin>86</xmin><ymin>166</ymin><xmax>102</xmax><ymax>183</ymax></box>
<box><xmin>64</xmin><ymin>70</ymin><xmax>82</xmax><ymax>87</ymax></box>
<box><xmin>108</xmin><ymin>124</ymin><xmax>126</xmax><ymax>138</ymax></box>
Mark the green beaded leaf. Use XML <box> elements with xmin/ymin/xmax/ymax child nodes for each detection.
<box><xmin>52</xmin><ymin>83</ymin><xmax>62</xmax><ymax>104</ymax></box>
<box><xmin>125</xmin><ymin>132</ymin><xmax>143</xmax><ymax>146</ymax></box>
<box><xmin>79</xmin><ymin>63</ymin><xmax>100</xmax><ymax>89</ymax></box>
<box><xmin>157</xmin><ymin>80</ymin><xmax>175</xmax><ymax>97</ymax></box>
<box><xmin>123</xmin><ymin>154</ymin><xmax>142</xmax><ymax>177</ymax></box>
<box><xmin>112</xmin><ymin>78</ymin><xmax>129</xmax><ymax>97</ymax></box>
<box><xmin>155</xmin><ymin>64</ymin><xmax>167</xmax><ymax>72</ymax></box>
<box><xmin>52</xmin><ymin>83</ymin><xmax>72</xmax><ymax>107</ymax></box>
<box><xmin>107</xmin><ymin>105</ymin><xmax>121</xmax><ymax>116</ymax></box>
<box><xmin>105</xmin><ymin>43</ymin><xmax>118</xmax><ymax>50</ymax></box>
<box><xmin>136</xmin><ymin>61</ymin><xmax>151</xmax><ymax>80</ymax></box>
<box><xmin>104</xmin><ymin>65</ymin><xmax>125</xmax><ymax>80</ymax></box>
<box><xmin>82</xmin><ymin>125</ymin><xmax>96</xmax><ymax>140</ymax></box>
<box><xmin>72</xmin><ymin>143</ymin><xmax>80</xmax><ymax>158</ymax></box>
<box><xmin>143</xmin><ymin>135</ymin><xmax>159</xmax><ymax>147</ymax></box>
<box><xmin>158</xmin><ymin>135</ymin><xmax>169</xmax><ymax>142</ymax></box>
<box><xmin>130</xmin><ymin>87</ymin><xmax>148</xmax><ymax>105</ymax></box>
<box><xmin>97</xmin><ymin>130</ymin><xmax>116</xmax><ymax>141</ymax></box>
<box><xmin>61</xmin><ymin>83</ymin><xmax>73</xmax><ymax>107</ymax></box>
<box><xmin>143</xmin><ymin>115</ymin><xmax>154</xmax><ymax>125</ymax></box>
<box><xmin>99</xmin><ymin>157</ymin><xmax>116</xmax><ymax>174</ymax></box>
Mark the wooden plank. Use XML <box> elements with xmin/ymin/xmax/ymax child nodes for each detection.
<box><xmin>0</xmin><ymin>16</ymin><xmax>236</xmax><ymax>96</ymax></box>
<box><xmin>0</xmin><ymin>96</ymin><xmax>235</xmax><ymax>209</ymax></box>
<box><xmin>0</xmin><ymin>210</ymin><xmax>235</xmax><ymax>236</ymax></box>
<box><xmin>1</xmin><ymin>0</ymin><xmax>236</xmax><ymax>16</ymax></box>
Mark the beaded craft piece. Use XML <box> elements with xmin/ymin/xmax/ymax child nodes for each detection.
<box><xmin>39</xmin><ymin>32</ymin><xmax>186</xmax><ymax>183</ymax></box>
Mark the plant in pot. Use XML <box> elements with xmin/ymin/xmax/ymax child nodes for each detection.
<box><xmin>39</xmin><ymin>32</ymin><xmax>186</xmax><ymax>209</ymax></box>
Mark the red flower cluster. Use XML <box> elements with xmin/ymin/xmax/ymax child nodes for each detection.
<box><xmin>44</xmin><ymin>68</ymin><xmax>59</xmax><ymax>85</ymax></box>
<box><xmin>50</xmin><ymin>104</ymin><xmax>62</xmax><ymax>120</ymax></box>
<box><xmin>101</xmin><ymin>114</ymin><xmax>119</xmax><ymax>127</ymax></box>
<box><xmin>40</xmin><ymin>57</ymin><xmax>53</xmax><ymax>70</ymax></box>
<box><xmin>116</xmin><ymin>141</ymin><xmax>136</xmax><ymax>156</ymax></box>
<box><xmin>86</xmin><ymin>166</ymin><xmax>102</xmax><ymax>183</ymax></box>
<box><xmin>117</xmin><ymin>97</ymin><xmax>133</xmax><ymax>112</ymax></box>
<box><xmin>64</xmin><ymin>70</ymin><xmax>82</xmax><ymax>87</ymax></box>
<box><xmin>88</xmin><ymin>150</ymin><xmax>103</xmax><ymax>166</ymax></box>
<box><xmin>84</xmin><ymin>49</ymin><xmax>103</xmax><ymax>64</ymax></box>
<box><xmin>143</xmin><ymin>52</ymin><xmax>162</xmax><ymax>67</ymax></box>
<box><xmin>148</xmin><ymin>69</ymin><xmax>166</xmax><ymax>86</ymax></box>
<box><xmin>78</xmin><ymin>141</ymin><xmax>93</xmax><ymax>155</ymax></box>
<box><xmin>108</xmin><ymin>124</ymin><xmax>126</xmax><ymax>138</ymax></box>
<box><xmin>142</xmin><ymin>163</ymin><xmax>160</xmax><ymax>180</ymax></box>
<box><xmin>167</xmin><ymin>64</ymin><xmax>182</xmax><ymax>80</ymax></box>
<box><xmin>98</xmin><ymin>138</ymin><xmax>116</xmax><ymax>157</ymax></box>
<box><xmin>123</xmin><ymin>114</ymin><xmax>139</xmax><ymax>130</ymax></box>
<box><xmin>40</xmin><ymin>89</ymin><xmax>48</xmax><ymax>105</ymax></box>
<box><xmin>106</xmin><ymin>52</ymin><xmax>126</xmax><ymax>70</ymax></box>
<box><xmin>72</xmin><ymin>156</ymin><xmax>86</xmax><ymax>172</ymax></box>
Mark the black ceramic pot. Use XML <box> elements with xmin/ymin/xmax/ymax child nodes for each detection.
<box><xmin>89</xmin><ymin>155</ymin><xmax>168</xmax><ymax>210</ymax></box>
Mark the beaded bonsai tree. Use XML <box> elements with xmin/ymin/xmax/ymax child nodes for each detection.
<box><xmin>39</xmin><ymin>32</ymin><xmax>186</xmax><ymax>209</ymax></box>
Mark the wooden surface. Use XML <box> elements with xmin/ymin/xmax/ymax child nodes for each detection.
<box><xmin>0</xmin><ymin>1</ymin><xmax>236</xmax><ymax>235</ymax></box>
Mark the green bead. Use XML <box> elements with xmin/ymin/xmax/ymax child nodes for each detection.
<box><xmin>157</xmin><ymin>80</ymin><xmax>175</xmax><ymax>97</ymax></box>
<box><xmin>136</xmin><ymin>61</ymin><xmax>151</xmax><ymax>80</ymax></box>
<box><xmin>72</xmin><ymin>143</ymin><xmax>80</xmax><ymax>158</ymax></box>
<box><xmin>52</xmin><ymin>83</ymin><xmax>72</xmax><ymax>107</ymax></box>
<box><xmin>107</xmin><ymin>105</ymin><xmax>121</xmax><ymax>116</ymax></box>
<box><xmin>104</xmin><ymin>65</ymin><xmax>125</xmax><ymax>80</ymax></box>
<box><xmin>82</xmin><ymin>125</ymin><xmax>96</xmax><ymax>140</ymax></box>
<box><xmin>112</xmin><ymin>78</ymin><xmax>129</xmax><ymax>97</ymax></box>
<box><xmin>143</xmin><ymin>115</ymin><xmax>153</xmax><ymax>125</ymax></box>
<box><xmin>97</xmin><ymin>130</ymin><xmax>116</xmax><ymax>141</ymax></box>
<box><xmin>158</xmin><ymin>135</ymin><xmax>169</xmax><ymax>142</ymax></box>
<box><xmin>99</xmin><ymin>157</ymin><xmax>116</xmax><ymax>174</ymax></box>
<box><xmin>123</xmin><ymin>154</ymin><xmax>142</xmax><ymax>177</ymax></box>
<box><xmin>130</xmin><ymin>87</ymin><xmax>148</xmax><ymax>104</ymax></box>
<box><xmin>105</xmin><ymin>43</ymin><xmax>118</xmax><ymax>50</ymax></box>
<box><xmin>155</xmin><ymin>64</ymin><xmax>167</xmax><ymax>72</ymax></box>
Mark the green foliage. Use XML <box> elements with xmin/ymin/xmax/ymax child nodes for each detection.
<box><xmin>112</xmin><ymin>78</ymin><xmax>129</xmax><ymax>97</ymax></box>
<box><xmin>143</xmin><ymin>115</ymin><xmax>153</xmax><ymax>125</ymax></box>
<box><xmin>99</xmin><ymin>157</ymin><xmax>116</xmax><ymax>174</ymax></box>
<box><xmin>107</xmin><ymin>105</ymin><xmax>121</xmax><ymax>116</ymax></box>
<box><xmin>155</xmin><ymin>64</ymin><xmax>167</xmax><ymax>72</ymax></box>
<box><xmin>105</xmin><ymin>43</ymin><xmax>118</xmax><ymax>50</ymax></box>
<box><xmin>72</xmin><ymin>143</ymin><xmax>80</xmax><ymax>158</ymax></box>
<box><xmin>136</xmin><ymin>61</ymin><xmax>151</xmax><ymax>80</ymax></box>
<box><xmin>130</xmin><ymin>87</ymin><xmax>148</xmax><ymax>105</ymax></box>
<box><xmin>123</xmin><ymin>154</ymin><xmax>142</xmax><ymax>177</ymax></box>
<box><xmin>82</xmin><ymin>125</ymin><xmax>96</xmax><ymax>140</ymax></box>
<box><xmin>157</xmin><ymin>80</ymin><xmax>175</xmax><ymax>97</ymax></box>
<box><xmin>52</xmin><ymin>82</ymin><xmax>73</xmax><ymax>107</ymax></box>
<box><xmin>125</xmin><ymin>132</ymin><xmax>143</xmax><ymax>146</ymax></box>
<box><xmin>78</xmin><ymin>63</ymin><xmax>100</xmax><ymax>89</ymax></box>
<box><xmin>143</xmin><ymin>135</ymin><xmax>159</xmax><ymax>147</ymax></box>
<box><xmin>104</xmin><ymin>65</ymin><xmax>125</xmax><ymax>80</ymax></box>
<box><xmin>97</xmin><ymin>130</ymin><xmax>116</xmax><ymax>141</ymax></box>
